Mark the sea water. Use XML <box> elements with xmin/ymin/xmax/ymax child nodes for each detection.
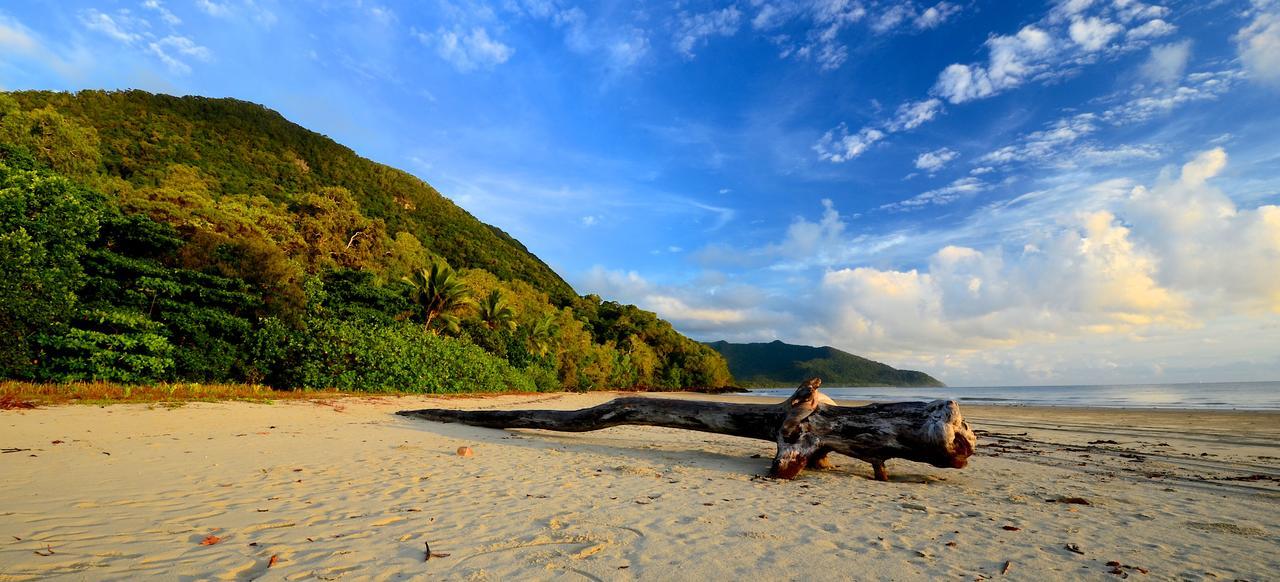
<box><xmin>745</xmin><ymin>381</ymin><xmax>1280</xmax><ymax>410</ymax></box>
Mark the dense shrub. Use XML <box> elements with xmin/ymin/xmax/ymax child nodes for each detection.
<box><xmin>288</xmin><ymin>318</ymin><xmax>535</xmax><ymax>393</ymax></box>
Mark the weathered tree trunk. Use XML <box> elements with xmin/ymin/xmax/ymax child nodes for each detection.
<box><xmin>397</xmin><ymin>378</ymin><xmax>976</xmax><ymax>481</ymax></box>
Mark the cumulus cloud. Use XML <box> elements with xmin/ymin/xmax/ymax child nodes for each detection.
<box><xmin>420</xmin><ymin>27</ymin><xmax>514</xmax><ymax>72</ymax></box>
<box><xmin>1236</xmin><ymin>6</ymin><xmax>1280</xmax><ymax>85</ymax></box>
<box><xmin>1068</xmin><ymin>16</ymin><xmax>1123</xmax><ymax>51</ymax></box>
<box><xmin>914</xmin><ymin>147</ymin><xmax>959</xmax><ymax>172</ymax></box>
<box><xmin>933</xmin><ymin>25</ymin><xmax>1054</xmax><ymax>103</ymax></box>
<box><xmin>672</xmin><ymin>6</ymin><xmax>742</xmax><ymax>58</ymax></box>
<box><xmin>799</xmin><ymin>147</ymin><xmax>1279</xmax><ymax>381</ymax></box>
<box><xmin>1124</xmin><ymin>148</ymin><xmax>1280</xmax><ymax>313</ymax></box>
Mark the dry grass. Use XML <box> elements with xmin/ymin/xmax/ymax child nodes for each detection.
<box><xmin>0</xmin><ymin>381</ymin><xmax>359</xmax><ymax>407</ymax></box>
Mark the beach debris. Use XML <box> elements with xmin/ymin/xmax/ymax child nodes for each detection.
<box><xmin>946</xmin><ymin>542</ymin><xmax>957</xmax><ymax>547</ymax></box>
<box><xmin>456</xmin><ymin>446</ymin><xmax>473</xmax><ymax>457</ymax></box>
<box><xmin>1047</xmin><ymin>496</ymin><xmax>1091</xmax><ymax>505</ymax></box>
<box><xmin>424</xmin><ymin>541</ymin><xmax>450</xmax><ymax>561</ymax></box>
<box><xmin>1002</xmin><ymin>525</ymin><xmax>1020</xmax><ymax>531</ymax></box>
<box><xmin>50</xmin><ymin>440</ymin><xmax>63</xmax><ymax>445</ymax></box>
<box><xmin>1088</xmin><ymin>440</ymin><xmax>1119</xmax><ymax>445</ymax></box>
<box><xmin>200</xmin><ymin>535</ymin><xmax>222</xmax><ymax>546</ymax></box>
<box><xmin>398</xmin><ymin>377</ymin><xmax>977</xmax><ymax>482</ymax></box>
<box><xmin>901</xmin><ymin>503</ymin><xmax>929</xmax><ymax>512</ymax></box>
<box><xmin>0</xmin><ymin>394</ymin><xmax>36</xmax><ymax>410</ymax></box>
<box><xmin>1064</xmin><ymin>543</ymin><xmax>1084</xmax><ymax>555</ymax></box>
<box><xmin>268</xmin><ymin>554</ymin><xmax>279</xmax><ymax>568</ymax></box>
<box><xmin>1001</xmin><ymin>560</ymin><xmax>1012</xmax><ymax>575</ymax></box>
<box><xmin>33</xmin><ymin>545</ymin><xmax>55</xmax><ymax>556</ymax></box>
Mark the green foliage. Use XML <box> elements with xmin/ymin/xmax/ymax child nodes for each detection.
<box><xmin>0</xmin><ymin>104</ymin><xmax>101</xmax><ymax>177</ymax></box>
<box><xmin>0</xmin><ymin>90</ymin><xmax>737</xmax><ymax>392</ymax></box>
<box><xmin>403</xmin><ymin>259</ymin><xmax>473</xmax><ymax>334</ymax></box>
<box><xmin>705</xmin><ymin>340</ymin><xmax>945</xmax><ymax>387</ymax></box>
<box><xmin>5</xmin><ymin>89</ymin><xmax>575</xmax><ymax>301</ymax></box>
<box><xmin>477</xmin><ymin>289</ymin><xmax>517</xmax><ymax>331</ymax></box>
<box><xmin>36</xmin><ymin>309</ymin><xmax>175</xmax><ymax>383</ymax></box>
<box><xmin>0</xmin><ymin>159</ymin><xmax>102</xmax><ymax>376</ymax></box>
<box><xmin>286</xmin><ymin>318</ymin><xmax>535</xmax><ymax>393</ymax></box>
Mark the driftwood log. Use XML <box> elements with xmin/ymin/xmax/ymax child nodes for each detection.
<box><xmin>397</xmin><ymin>378</ymin><xmax>976</xmax><ymax>481</ymax></box>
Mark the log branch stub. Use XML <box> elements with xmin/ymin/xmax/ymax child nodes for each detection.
<box><xmin>396</xmin><ymin>377</ymin><xmax>976</xmax><ymax>481</ymax></box>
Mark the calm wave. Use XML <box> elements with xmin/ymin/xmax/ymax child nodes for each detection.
<box><xmin>744</xmin><ymin>381</ymin><xmax>1280</xmax><ymax>410</ymax></box>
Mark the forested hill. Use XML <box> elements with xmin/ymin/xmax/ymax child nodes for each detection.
<box><xmin>706</xmin><ymin>340</ymin><xmax>944</xmax><ymax>388</ymax></box>
<box><xmin>7</xmin><ymin>90</ymin><xmax>574</xmax><ymax>301</ymax></box>
<box><xmin>0</xmin><ymin>90</ymin><xmax>732</xmax><ymax>392</ymax></box>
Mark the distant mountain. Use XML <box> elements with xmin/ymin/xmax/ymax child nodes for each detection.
<box><xmin>705</xmin><ymin>340</ymin><xmax>944</xmax><ymax>388</ymax></box>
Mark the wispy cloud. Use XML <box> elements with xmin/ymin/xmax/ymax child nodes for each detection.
<box><xmin>1236</xmin><ymin>2</ymin><xmax>1280</xmax><ymax>86</ymax></box>
<box><xmin>673</xmin><ymin>6</ymin><xmax>742</xmax><ymax>59</ymax></box>
<box><xmin>881</xmin><ymin>176</ymin><xmax>990</xmax><ymax>212</ymax></box>
<box><xmin>818</xmin><ymin>0</ymin><xmax>1177</xmax><ymax>163</ymax></box>
<box><xmin>416</xmin><ymin>27</ymin><xmax>514</xmax><ymax>72</ymax></box>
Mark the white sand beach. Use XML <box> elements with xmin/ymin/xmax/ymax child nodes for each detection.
<box><xmin>2</xmin><ymin>393</ymin><xmax>1277</xmax><ymax>581</ymax></box>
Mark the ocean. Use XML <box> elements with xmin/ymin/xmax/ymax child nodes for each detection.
<box><xmin>744</xmin><ymin>381</ymin><xmax>1280</xmax><ymax>411</ymax></box>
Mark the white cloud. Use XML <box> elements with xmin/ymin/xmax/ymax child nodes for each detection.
<box><xmin>195</xmin><ymin>0</ymin><xmax>232</xmax><ymax>18</ymax></box>
<box><xmin>887</xmin><ymin>98</ymin><xmax>944</xmax><ymax>131</ymax></box>
<box><xmin>579</xmin><ymin>267</ymin><xmax>792</xmax><ymax>337</ymax></box>
<box><xmin>147</xmin><ymin>35</ymin><xmax>212</xmax><ymax>74</ymax></box>
<box><xmin>422</xmin><ymin>27</ymin><xmax>514</xmax><ymax>72</ymax></box>
<box><xmin>915</xmin><ymin>2</ymin><xmax>961</xmax><ymax>29</ymax></box>
<box><xmin>1125</xmin><ymin>18</ymin><xmax>1174</xmax><ymax>41</ymax></box>
<box><xmin>1236</xmin><ymin>7</ymin><xmax>1280</xmax><ymax>85</ymax></box>
<box><xmin>1140</xmin><ymin>40</ymin><xmax>1191</xmax><ymax>85</ymax></box>
<box><xmin>1068</xmin><ymin>16</ymin><xmax>1123</xmax><ymax>51</ymax></box>
<box><xmin>817</xmin><ymin>98</ymin><xmax>943</xmax><ymax>164</ymax></box>
<box><xmin>0</xmin><ymin>16</ymin><xmax>38</xmax><ymax>52</ymax></box>
<box><xmin>882</xmin><ymin>176</ymin><xmax>989</xmax><ymax>211</ymax></box>
<box><xmin>194</xmin><ymin>0</ymin><xmax>276</xmax><ymax>26</ymax></box>
<box><xmin>914</xmin><ymin>147</ymin><xmax>959</xmax><ymax>172</ymax></box>
<box><xmin>1101</xmin><ymin>69</ymin><xmax>1243</xmax><ymax>125</ymax></box>
<box><xmin>979</xmin><ymin>113</ymin><xmax>1099</xmax><ymax>166</ymax></box>
<box><xmin>813</xmin><ymin>124</ymin><xmax>885</xmax><ymax>162</ymax></box>
<box><xmin>79</xmin><ymin>9</ymin><xmax>145</xmax><ymax>44</ymax></box>
<box><xmin>142</xmin><ymin>0</ymin><xmax>181</xmax><ymax>26</ymax></box>
<box><xmin>673</xmin><ymin>6</ymin><xmax>742</xmax><ymax>58</ymax></box>
<box><xmin>933</xmin><ymin>25</ymin><xmax>1054</xmax><ymax>103</ymax></box>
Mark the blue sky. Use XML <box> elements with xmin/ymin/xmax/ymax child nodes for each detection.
<box><xmin>2</xmin><ymin>0</ymin><xmax>1279</xmax><ymax>386</ymax></box>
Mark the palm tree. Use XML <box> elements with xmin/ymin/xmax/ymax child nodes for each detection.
<box><xmin>402</xmin><ymin>260</ymin><xmax>473</xmax><ymax>334</ymax></box>
<box><xmin>527</xmin><ymin>312</ymin><xmax>558</xmax><ymax>357</ymax></box>
<box><xmin>477</xmin><ymin>289</ymin><xmax>516</xmax><ymax>331</ymax></box>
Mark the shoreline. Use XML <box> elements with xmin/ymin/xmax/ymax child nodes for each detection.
<box><xmin>2</xmin><ymin>392</ymin><xmax>1277</xmax><ymax>580</ymax></box>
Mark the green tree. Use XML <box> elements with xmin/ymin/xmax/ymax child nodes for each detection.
<box><xmin>402</xmin><ymin>259</ymin><xmax>473</xmax><ymax>334</ymax></box>
<box><xmin>0</xmin><ymin>154</ymin><xmax>102</xmax><ymax>376</ymax></box>
<box><xmin>477</xmin><ymin>289</ymin><xmax>516</xmax><ymax>331</ymax></box>
<box><xmin>0</xmin><ymin>105</ymin><xmax>101</xmax><ymax>177</ymax></box>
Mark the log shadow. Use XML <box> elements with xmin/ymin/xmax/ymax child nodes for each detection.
<box><xmin>389</xmin><ymin>414</ymin><xmax>776</xmax><ymax>477</ymax></box>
